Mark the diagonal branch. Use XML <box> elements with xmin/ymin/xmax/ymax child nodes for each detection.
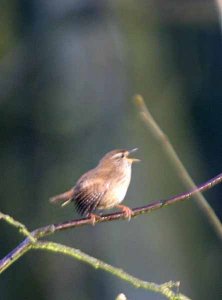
<box><xmin>1</xmin><ymin>171</ymin><xmax>222</xmax><ymax>274</ymax></box>
<box><xmin>0</xmin><ymin>212</ymin><xmax>36</xmax><ymax>242</ymax></box>
<box><xmin>32</xmin><ymin>240</ymin><xmax>190</xmax><ymax>300</ymax></box>
<box><xmin>42</xmin><ymin>172</ymin><xmax>222</xmax><ymax>232</ymax></box>
<box><xmin>134</xmin><ymin>94</ymin><xmax>222</xmax><ymax>240</ymax></box>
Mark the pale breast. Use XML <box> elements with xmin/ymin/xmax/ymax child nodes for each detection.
<box><xmin>97</xmin><ymin>168</ymin><xmax>131</xmax><ymax>209</ymax></box>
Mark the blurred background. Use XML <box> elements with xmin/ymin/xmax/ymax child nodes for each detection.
<box><xmin>0</xmin><ymin>0</ymin><xmax>222</xmax><ymax>299</ymax></box>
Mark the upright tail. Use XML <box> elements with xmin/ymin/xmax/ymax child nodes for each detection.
<box><xmin>49</xmin><ymin>188</ymin><xmax>75</xmax><ymax>207</ymax></box>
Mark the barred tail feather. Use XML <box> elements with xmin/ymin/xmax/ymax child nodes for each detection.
<box><xmin>49</xmin><ymin>188</ymin><xmax>75</xmax><ymax>207</ymax></box>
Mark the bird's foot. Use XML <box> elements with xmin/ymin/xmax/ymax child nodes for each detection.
<box><xmin>116</xmin><ymin>204</ymin><xmax>133</xmax><ymax>221</ymax></box>
<box><xmin>88</xmin><ymin>213</ymin><xmax>101</xmax><ymax>226</ymax></box>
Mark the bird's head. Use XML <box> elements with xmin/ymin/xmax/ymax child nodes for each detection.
<box><xmin>98</xmin><ymin>148</ymin><xmax>140</xmax><ymax>169</ymax></box>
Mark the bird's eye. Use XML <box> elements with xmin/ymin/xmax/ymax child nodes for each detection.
<box><xmin>113</xmin><ymin>152</ymin><xmax>125</xmax><ymax>160</ymax></box>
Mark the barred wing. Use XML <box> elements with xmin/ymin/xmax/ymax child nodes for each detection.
<box><xmin>74</xmin><ymin>184</ymin><xmax>106</xmax><ymax>216</ymax></box>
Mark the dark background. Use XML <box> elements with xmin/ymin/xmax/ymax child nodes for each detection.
<box><xmin>0</xmin><ymin>1</ymin><xmax>222</xmax><ymax>299</ymax></box>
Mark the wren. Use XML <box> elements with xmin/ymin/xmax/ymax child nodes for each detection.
<box><xmin>50</xmin><ymin>148</ymin><xmax>140</xmax><ymax>223</ymax></box>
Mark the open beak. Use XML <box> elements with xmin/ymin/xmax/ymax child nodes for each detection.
<box><xmin>127</xmin><ymin>148</ymin><xmax>140</xmax><ymax>163</ymax></box>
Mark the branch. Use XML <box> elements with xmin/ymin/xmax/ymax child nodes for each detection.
<box><xmin>0</xmin><ymin>214</ymin><xmax>191</xmax><ymax>299</ymax></box>
<box><xmin>0</xmin><ymin>212</ymin><xmax>36</xmax><ymax>242</ymax></box>
<box><xmin>1</xmin><ymin>172</ymin><xmax>222</xmax><ymax>274</ymax></box>
<box><xmin>34</xmin><ymin>240</ymin><xmax>193</xmax><ymax>299</ymax></box>
<box><xmin>39</xmin><ymin>172</ymin><xmax>222</xmax><ymax>231</ymax></box>
<box><xmin>134</xmin><ymin>94</ymin><xmax>222</xmax><ymax>240</ymax></box>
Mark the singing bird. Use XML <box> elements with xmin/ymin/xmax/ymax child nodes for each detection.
<box><xmin>50</xmin><ymin>148</ymin><xmax>140</xmax><ymax>223</ymax></box>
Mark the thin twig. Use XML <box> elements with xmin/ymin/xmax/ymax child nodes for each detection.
<box><xmin>33</xmin><ymin>241</ymin><xmax>190</xmax><ymax>300</ymax></box>
<box><xmin>0</xmin><ymin>240</ymin><xmax>33</xmax><ymax>273</ymax></box>
<box><xmin>42</xmin><ymin>172</ymin><xmax>222</xmax><ymax>231</ymax></box>
<box><xmin>1</xmin><ymin>172</ymin><xmax>222</xmax><ymax>274</ymax></box>
<box><xmin>0</xmin><ymin>212</ymin><xmax>36</xmax><ymax>242</ymax></box>
<box><xmin>134</xmin><ymin>94</ymin><xmax>222</xmax><ymax>240</ymax></box>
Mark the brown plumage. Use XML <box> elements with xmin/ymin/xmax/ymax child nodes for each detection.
<box><xmin>50</xmin><ymin>148</ymin><xmax>139</xmax><ymax>222</ymax></box>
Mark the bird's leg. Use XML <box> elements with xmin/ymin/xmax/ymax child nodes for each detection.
<box><xmin>88</xmin><ymin>213</ymin><xmax>102</xmax><ymax>226</ymax></box>
<box><xmin>116</xmin><ymin>204</ymin><xmax>133</xmax><ymax>220</ymax></box>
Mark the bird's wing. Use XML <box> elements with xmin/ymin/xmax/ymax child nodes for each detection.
<box><xmin>74</xmin><ymin>181</ymin><xmax>108</xmax><ymax>216</ymax></box>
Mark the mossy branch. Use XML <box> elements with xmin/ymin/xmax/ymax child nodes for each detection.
<box><xmin>0</xmin><ymin>212</ymin><xmax>36</xmax><ymax>242</ymax></box>
<box><xmin>34</xmin><ymin>241</ymin><xmax>189</xmax><ymax>299</ymax></box>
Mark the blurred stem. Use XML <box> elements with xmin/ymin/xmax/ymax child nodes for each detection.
<box><xmin>134</xmin><ymin>94</ymin><xmax>222</xmax><ymax>241</ymax></box>
<box><xmin>215</xmin><ymin>0</ymin><xmax>222</xmax><ymax>26</ymax></box>
<box><xmin>33</xmin><ymin>241</ymin><xmax>189</xmax><ymax>300</ymax></box>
